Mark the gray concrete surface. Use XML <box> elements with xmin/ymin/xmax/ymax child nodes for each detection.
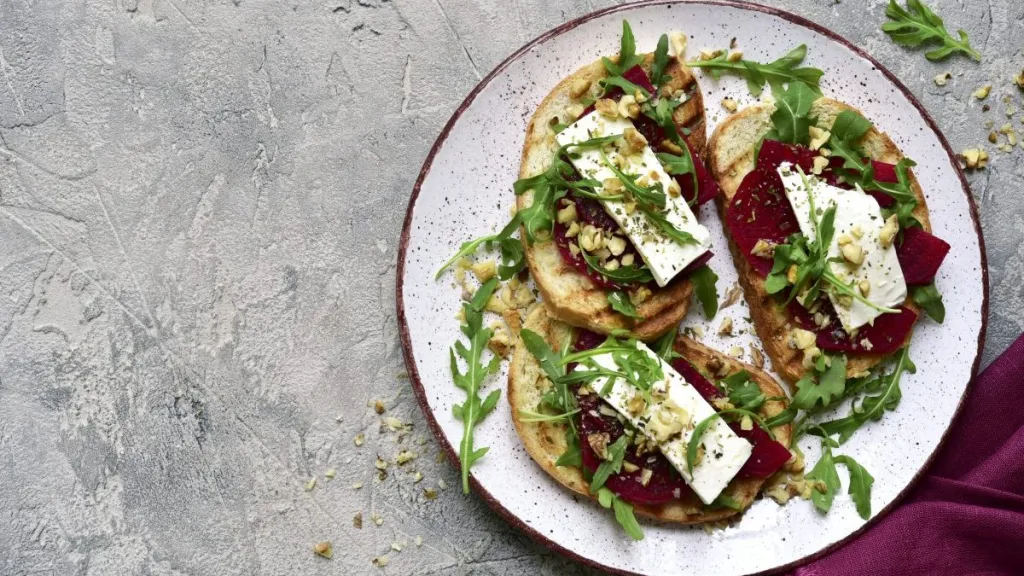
<box><xmin>0</xmin><ymin>0</ymin><xmax>1020</xmax><ymax>574</ymax></box>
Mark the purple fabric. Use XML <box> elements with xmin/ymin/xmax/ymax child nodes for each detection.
<box><xmin>793</xmin><ymin>333</ymin><xmax>1024</xmax><ymax>576</ymax></box>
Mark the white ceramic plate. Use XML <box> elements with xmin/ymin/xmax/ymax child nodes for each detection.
<box><xmin>397</xmin><ymin>2</ymin><xmax>987</xmax><ymax>574</ymax></box>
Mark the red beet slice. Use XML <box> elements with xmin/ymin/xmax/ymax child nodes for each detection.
<box><xmin>897</xmin><ymin>227</ymin><xmax>951</xmax><ymax>285</ymax></box>
<box><xmin>725</xmin><ymin>163</ymin><xmax>800</xmax><ymax>276</ymax></box>
<box><xmin>789</xmin><ymin>300</ymin><xmax>918</xmax><ymax>355</ymax></box>
<box><xmin>578</xmin><ymin>392</ymin><xmax>694</xmax><ymax>505</ymax></box>
<box><xmin>553</xmin><ymin>220</ymin><xmax>619</xmax><ymax>289</ymax></box>
<box><xmin>672</xmin><ymin>358</ymin><xmax>790</xmax><ymax>479</ymax></box>
<box><xmin>574</xmin><ymin>328</ymin><xmax>605</xmax><ymax>352</ymax></box>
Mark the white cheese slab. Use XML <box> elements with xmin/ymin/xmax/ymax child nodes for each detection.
<box><xmin>579</xmin><ymin>342</ymin><xmax>752</xmax><ymax>505</ymax></box>
<box><xmin>778</xmin><ymin>163</ymin><xmax>907</xmax><ymax>332</ymax></box>
<box><xmin>555</xmin><ymin>113</ymin><xmax>712</xmax><ymax>287</ymax></box>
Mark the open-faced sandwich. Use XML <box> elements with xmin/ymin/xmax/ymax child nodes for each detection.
<box><xmin>508</xmin><ymin>305</ymin><xmax>794</xmax><ymax>534</ymax></box>
<box><xmin>437</xmin><ymin>21</ymin><xmax>721</xmax><ymax>342</ymax></box>
<box><xmin>707</xmin><ymin>88</ymin><xmax>949</xmax><ymax>384</ymax></box>
<box><xmin>515</xmin><ymin>22</ymin><xmax>722</xmax><ymax>341</ymax></box>
<box><xmin>433</xmin><ymin>27</ymin><xmax>941</xmax><ymax>542</ymax></box>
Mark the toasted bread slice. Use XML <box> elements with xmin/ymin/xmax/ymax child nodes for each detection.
<box><xmin>517</xmin><ymin>52</ymin><xmax>707</xmax><ymax>342</ymax></box>
<box><xmin>508</xmin><ymin>304</ymin><xmax>792</xmax><ymax>524</ymax></box>
<box><xmin>708</xmin><ymin>98</ymin><xmax>929</xmax><ymax>384</ymax></box>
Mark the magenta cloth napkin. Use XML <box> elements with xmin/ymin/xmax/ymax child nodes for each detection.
<box><xmin>793</xmin><ymin>333</ymin><xmax>1024</xmax><ymax>576</ymax></box>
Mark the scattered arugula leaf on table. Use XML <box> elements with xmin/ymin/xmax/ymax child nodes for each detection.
<box><xmin>882</xmin><ymin>0</ymin><xmax>981</xmax><ymax>62</ymax></box>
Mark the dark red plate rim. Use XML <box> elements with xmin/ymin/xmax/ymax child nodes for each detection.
<box><xmin>394</xmin><ymin>1</ymin><xmax>989</xmax><ymax>574</ymax></box>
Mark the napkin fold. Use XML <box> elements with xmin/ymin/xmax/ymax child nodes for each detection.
<box><xmin>794</xmin><ymin>333</ymin><xmax>1024</xmax><ymax>575</ymax></box>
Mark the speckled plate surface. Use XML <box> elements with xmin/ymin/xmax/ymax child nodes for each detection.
<box><xmin>397</xmin><ymin>2</ymin><xmax>987</xmax><ymax>575</ymax></box>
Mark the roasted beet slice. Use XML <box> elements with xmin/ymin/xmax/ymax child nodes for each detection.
<box><xmin>671</xmin><ymin>358</ymin><xmax>790</xmax><ymax>479</ymax></box>
<box><xmin>571</xmin><ymin>193</ymin><xmax>621</xmax><ymax>233</ymax></box>
<box><xmin>574</xmin><ymin>328</ymin><xmax>605</xmax><ymax>352</ymax></box>
<box><xmin>862</xmin><ymin>160</ymin><xmax>899</xmax><ymax>208</ymax></box>
<box><xmin>578</xmin><ymin>389</ymin><xmax>693</xmax><ymax>505</ymax></box>
<box><xmin>725</xmin><ymin>163</ymin><xmax>800</xmax><ymax>276</ymax></box>
<box><xmin>758</xmin><ymin>139</ymin><xmax>819</xmax><ymax>172</ymax></box>
<box><xmin>897</xmin><ymin>227</ymin><xmax>951</xmax><ymax>285</ymax></box>
<box><xmin>789</xmin><ymin>300</ymin><xmax>918</xmax><ymax>355</ymax></box>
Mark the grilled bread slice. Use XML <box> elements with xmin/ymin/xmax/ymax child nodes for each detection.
<box><xmin>518</xmin><ymin>52</ymin><xmax>707</xmax><ymax>342</ymax></box>
<box><xmin>707</xmin><ymin>98</ymin><xmax>930</xmax><ymax>384</ymax></box>
<box><xmin>508</xmin><ymin>304</ymin><xmax>792</xmax><ymax>524</ymax></box>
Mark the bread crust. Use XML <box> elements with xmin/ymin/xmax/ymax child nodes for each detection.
<box><xmin>707</xmin><ymin>98</ymin><xmax>928</xmax><ymax>384</ymax></box>
<box><xmin>517</xmin><ymin>53</ymin><xmax>707</xmax><ymax>342</ymax></box>
<box><xmin>508</xmin><ymin>304</ymin><xmax>792</xmax><ymax>524</ymax></box>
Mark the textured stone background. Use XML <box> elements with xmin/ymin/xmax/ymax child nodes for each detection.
<box><xmin>0</xmin><ymin>0</ymin><xmax>1019</xmax><ymax>574</ymax></box>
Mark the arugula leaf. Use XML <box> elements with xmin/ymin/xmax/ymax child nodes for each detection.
<box><xmin>813</xmin><ymin>346</ymin><xmax>915</xmax><ymax>443</ymax></box>
<box><xmin>520</xmin><ymin>329</ymin><xmax>566</xmax><ymax>384</ymax></box>
<box><xmin>806</xmin><ymin>441</ymin><xmax>841</xmax><ymax>513</ymax></box>
<box><xmin>599</xmin><ymin>150</ymin><xmax>667</xmax><ymax>211</ymax></box>
<box><xmin>449</xmin><ymin>278</ymin><xmax>504</xmax><ymax>493</ymax></box>
<box><xmin>828</xmin><ymin>110</ymin><xmax>873</xmax><ymax>175</ymax></box>
<box><xmin>436</xmin><ymin>215</ymin><xmax>522</xmax><ymax>280</ymax></box>
<box><xmin>687</xmin><ymin>45</ymin><xmax>823</xmax><ymax>96</ymax></box>
<box><xmin>911</xmin><ymin>283</ymin><xmax>945</xmax><ymax>323</ymax></box>
<box><xmin>555</xmin><ymin>428</ymin><xmax>583</xmax><ymax>467</ymax></box>
<box><xmin>603</xmin><ymin>20</ymin><xmax>644</xmax><ymax>76</ymax></box>
<box><xmin>607</xmin><ymin>290</ymin><xmax>642</xmax><ymax>319</ymax></box>
<box><xmin>590</xmin><ymin>434</ymin><xmax>629</xmax><ymax>493</ymax></box>
<box><xmin>769</xmin><ymin>82</ymin><xmax>818</xmax><ymax>146</ymax></box>
<box><xmin>648</xmin><ymin>34</ymin><xmax>671</xmax><ymax>88</ymax></box>
<box><xmin>792</xmin><ymin>355</ymin><xmax>847</xmax><ymax>412</ymax></box>
<box><xmin>689</xmin><ymin>265</ymin><xmax>719</xmax><ymax>319</ymax></box>
<box><xmin>600</xmin><ymin>75</ymin><xmax>648</xmax><ymax>99</ymax></box>
<box><xmin>769</xmin><ymin>168</ymin><xmax>901</xmax><ymax>315</ymax></box>
<box><xmin>644</xmin><ymin>99</ymin><xmax>700</xmax><ymax>201</ymax></box>
<box><xmin>721</xmin><ymin>371</ymin><xmax>767</xmax><ymax>411</ymax></box>
<box><xmin>710</xmin><ymin>493</ymin><xmax>744</xmax><ymax>511</ymax></box>
<box><xmin>835</xmin><ymin>455</ymin><xmax>875</xmax><ymax>519</ymax></box>
<box><xmin>580</xmin><ymin>248</ymin><xmax>656</xmax><ymax>284</ymax></box>
<box><xmin>597</xmin><ymin>487</ymin><xmax>644</xmax><ymax>540</ymax></box>
<box><xmin>687</xmin><ymin>408</ymin><xmax>774</xmax><ymax>473</ymax></box>
<box><xmin>882</xmin><ymin>0</ymin><xmax>980</xmax><ymax>62</ymax></box>
<box><xmin>653</xmin><ymin>326</ymin><xmax>682</xmax><ymax>362</ymax></box>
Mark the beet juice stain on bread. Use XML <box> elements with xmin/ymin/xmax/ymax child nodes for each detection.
<box><xmin>707</xmin><ymin>88</ymin><xmax>949</xmax><ymax>384</ymax></box>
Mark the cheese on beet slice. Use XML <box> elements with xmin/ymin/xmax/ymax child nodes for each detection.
<box><xmin>778</xmin><ymin>163</ymin><xmax>908</xmax><ymax>332</ymax></box>
<box><xmin>577</xmin><ymin>341</ymin><xmax>752</xmax><ymax>505</ymax></box>
<box><xmin>556</xmin><ymin>113</ymin><xmax>712</xmax><ymax>288</ymax></box>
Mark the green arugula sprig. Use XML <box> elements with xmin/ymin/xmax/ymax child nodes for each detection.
<box><xmin>590</xmin><ymin>435</ymin><xmax>629</xmax><ymax>493</ymax></box>
<box><xmin>686</xmin><ymin>408</ymin><xmax>775</xmax><ymax>473</ymax></box>
<box><xmin>766</xmin><ymin>82</ymin><xmax>818</xmax><ymax>146</ymax></box>
<box><xmin>607</xmin><ymin>290</ymin><xmax>642</xmax><ymax>319</ymax></box>
<box><xmin>911</xmin><ymin>283</ymin><xmax>945</xmax><ymax>323</ymax></box>
<box><xmin>435</xmin><ymin>215</ymin><xmax>525</xmax><ymax>281</ymax></box>
<box><xmin>686</xmin><ymin>45</ymin><xmax>823</xmax><ymax>97</ymax></box>
<box><xmin>689</xmin><ymin>265</ymin><xmax>719</xmax><ymax>319</ymax></box>
<box><xmin>765</xmin><ymin>168</ymin><xmax>898</xmax><ymax>315</ymax></box>
<box><xmin>806</xmin><ymin>437</ymin><xmax>875</xmax><ymax>519</ymax></box>
<box><xmin>597</xmin><ymin>487</ymin><xmax>644</xmax><ymax>540</ymax></box>
<box><xmin>812</xmin><ymin>346</ymin><xmax>916</xmax><ymax>443</ymax></box>
<box><xmin>882</xmin><ymin>0</ymin><xmax>981</xmax><ymax>62</ymax></box>
<box><xmin>450</xmin><ymin>278</ymin><xmax>504</xmax><ymax>493</ymax></box>
<box><xmin>436</xmin><ymin>134</ymin><xmax>626</xmax><ymax>279</ymax></box>
<box><xmin>580</xmin><ymin>249</ymin><xmax>655</xmax><ymax>284</ymax></box>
